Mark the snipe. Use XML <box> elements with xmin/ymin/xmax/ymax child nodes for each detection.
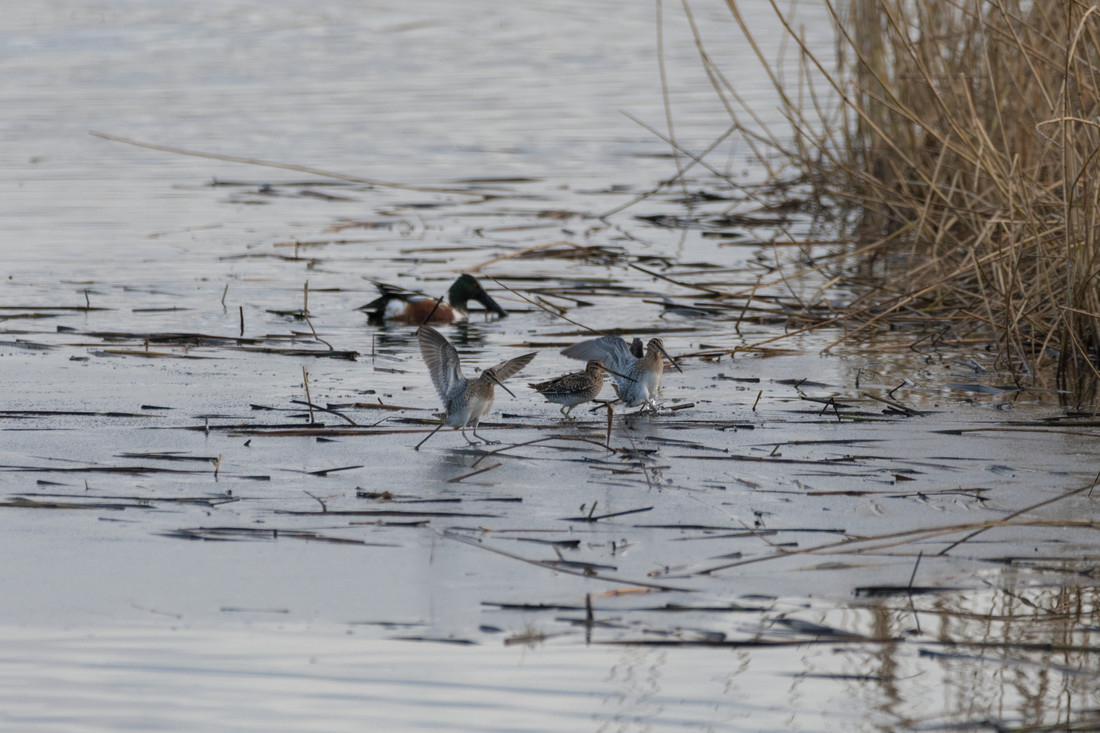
<box><xmin>416</xmin><ymin>326</ymin><xmax>535</xmax><ymax>449</ymax></box>
<box><xmin>561</xmin><ymin>336</ymin><xmax>680</xmax><ymax>410</ymax></box>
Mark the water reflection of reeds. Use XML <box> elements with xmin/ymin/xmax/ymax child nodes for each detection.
<box><xmin>842</xmin><ymin>578</ymin><xmax>1100</xmax><ymax>730</ymax></box>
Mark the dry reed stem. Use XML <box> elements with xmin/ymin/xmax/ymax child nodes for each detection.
<box><xmin>699</xmin><ymin>0</ymin><xmax>1100</xmax><ymax>399</ymax></box>
<box><xmin>89</xmin><ymin>130</ymin><xmax>490</xmax><ymax>198</ymax></box>
<box><xmin>484</xmin><ymin>276</ymin><xmax>603</xmax><ymax>335</ymax></box>
<box><xmin>467</xmin><ymin>241</ymin><xmax>588</xmax><ymax>272</ymax></box>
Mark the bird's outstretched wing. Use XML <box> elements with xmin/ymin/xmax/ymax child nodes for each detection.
<box><xmin>418</xmin><ymin>326</ymin><xmax>464</xmax><ymax>401</ymax></box>
<box><xmin>561</xmin><ymin>336</ymin><xmax>633</xmax><ymax>373</ymax></box>
<box><xmin>489</xmin><ymin>352</ymin><xmax>536</xmax><ymax>383</ymax></box>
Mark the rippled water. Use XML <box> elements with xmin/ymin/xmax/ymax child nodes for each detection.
<box><xmin>3</xmin><ymin>1</ymin><xmax>1100</xmax><ymax>731</ymax></box>
<box><xmin>1</xmin><ymin>628</ymin><xmax>870</xmax><ymax>732</ymax></box>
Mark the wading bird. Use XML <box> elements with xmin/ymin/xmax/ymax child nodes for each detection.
<box><xmin>528</xmin><ymin>360</ymin><xmax>635</xmax><ymax>417</ymax></box>
<box><xmin>360</xmin><ymin>274</ymin><xmax>507</xmax><ymax>325</ymax></box>
<box><xmin>561</xmin><ymin>336</ymin><xmax>681</xmax><ymax>410</ymax></box>
<box><xmin>416</xmin><ymin>326</ymin><xmax>535</xmax><ymax>450</ymax></box>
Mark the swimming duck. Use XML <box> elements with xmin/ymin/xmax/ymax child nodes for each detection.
<box><xmin>360</xmin><ymin>274</ymin><xmax>507</xmax><ymax>325</ymax></box>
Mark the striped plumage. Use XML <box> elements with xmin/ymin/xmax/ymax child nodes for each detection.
<box><xmin>416</xmin><ymin>326</ymin><xmax>535</xmax><ymax>449</ymax></box>
<box><xmin>561</xmin><ymin>336</ymin><xmax>680</xmax><ymax>410</ymax></box>
<box><xmin>528</xmin><ymin>360</ymin><xmax>606</xmax><ymax>417</ymax></box>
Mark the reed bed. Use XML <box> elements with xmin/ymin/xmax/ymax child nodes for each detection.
<box><xmin>719</xmin><ymin>0</ymin><xmax>1100</xmax><ymax>401</ymax></box>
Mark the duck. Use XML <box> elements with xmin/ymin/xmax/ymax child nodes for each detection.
<box><xmin>360</xmin><ymin>274</ymin><xmax>507</xmax><ymax>325</ymax></box>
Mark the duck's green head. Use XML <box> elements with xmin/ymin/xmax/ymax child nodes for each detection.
<box><xmin>449</xmin><ymin>274</ymin><xmax>507</xmax><ymax>317</ymax></box>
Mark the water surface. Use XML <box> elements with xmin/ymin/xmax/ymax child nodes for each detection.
<box><xmin>3</xmin><ymin>1</ymin><xmax>1100</xmax><ymax>731</ymax></box>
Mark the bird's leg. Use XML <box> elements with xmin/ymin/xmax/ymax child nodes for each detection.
<box><xmin>460</xmin><ymin>426</ymin><xmax>480</xmax><ymax>446</ymax></box>
<box><xmin>560</xmin><ymin>405</ymin><xmax>573</xmax><ymax>419</ymax></box>
<box><xmin>471</xmin><ymin>423</ymin><xmax>499</xmax><ymax>445</ymax></box>
<box><xmin>415</xmin><ymin>422</ymin><xmax>445</xmax><ymax>451</ymax></box>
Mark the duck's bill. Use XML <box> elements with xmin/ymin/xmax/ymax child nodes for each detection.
<box><xmin>475</xmin><ymin>290</ymin><xmax>508</xmax><ymax>317</ymax></box>
<box><xmin>487</xmin><ymin>371</ymin><xmax>517</xmax><ymax>398</ymax></box>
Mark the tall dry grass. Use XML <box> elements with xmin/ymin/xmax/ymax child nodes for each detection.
<box><xmin>725</xmin><ymin>0</ymin><xmax>1100</xmax><ymax>401</ymax></box>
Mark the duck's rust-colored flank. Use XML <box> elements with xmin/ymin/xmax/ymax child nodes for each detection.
<box><xmin>360</xmin><ymin>274</ymin><xmax>507</xmax><ymax>325</ymax></box>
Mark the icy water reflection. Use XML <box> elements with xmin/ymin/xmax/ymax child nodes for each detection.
<box><xmin>3</xmin><ymin>582</ymin><xmax>1099</xmax><ymax>732</ymax></box>
<box><xmin>0</xmin><ymin>628</ymin><xmax>851</xmax><ymax>732</ymax></box>
<box><xmin>4</xmin><ymin>1</ymin><xmax>1100</xmax><ymax>731</ymax></box>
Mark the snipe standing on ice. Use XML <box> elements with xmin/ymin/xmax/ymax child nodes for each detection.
<box><xmin>528</xmin><ymin>360</ymin><xmax>638</xmax><ymax>417</ymax></box>
<box><xmin>561</xmin><ymin>335</ymin><xmax>680</xmax><ymax>411</ymax></box>
<box><xmin>416</xmin><ymin>326</ymin><xmax>535</xmax><ymax>450</ymax></box>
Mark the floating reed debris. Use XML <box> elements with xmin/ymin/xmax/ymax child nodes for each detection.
<box><xmin>283</xmin><ymin>464</ymin><xmax>363</xmax><ymax>477</ymax></box>
<box><xmin>0</xmin><ymin>409</ymin><xmax>154</xmax><ymax>418</ymax></box>
<box><xmin>560</xmin><ymin>505</ymin><xmax>654</xmax><ymax>523</ymax></box>
<box><xmin>440</xmin><ymin>528</ymin><xmax>695</xmax><ymax>592</ymax></box>
<box><xmin>0</xmin><ymin>464</ymin><xmax>203</xmax><ymax>475</ymax></box>
<box><xmin>161</xmin><ymin>526</ymin><xmax>399</xmax><ymax>546</ymax></box>
<box><xmin>61</xmin><ymin>328</ymin><xmax>358</xmax><ymax>360</ymax></box>
<box><xmin>448</xmin><ymin>462</ymin><xmax>502</xmax><ymax>483</ymax></box>
<box><xmin>289</xmin><ymin>399</ymin><xmax>357</xmax><ymax>426</ymax></box>
<box><xmin>0</xmin><ymin>497</ymin><xmax>149</xmax><ymax>511</ymax></box>
<box><xmin>115</xmin><ymin>452</ymin><xmax>219</xmax><ymax>463</ymax></box>
<box><xmin>274</xmin><ymin>508</ymin><xmax>502</xmax><ymax>518</ymax></box>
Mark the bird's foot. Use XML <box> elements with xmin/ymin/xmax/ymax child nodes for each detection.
<box><xmin>470</xmin><ymin>430</ymin><xmax>499</xmax><ymax>446</ymax></box>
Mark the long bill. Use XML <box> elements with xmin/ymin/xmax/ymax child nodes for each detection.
<box><xmin>655</xmin><ymin>343</ymin><xmax>683</xmax><ymax>372</ymax></box>
<box><xmin>485</xmin><ymin>370</ymin><xmax>517</xmax><ymax>398</ymax></box>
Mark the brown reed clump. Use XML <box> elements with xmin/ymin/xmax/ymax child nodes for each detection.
<box><xmin>726</xmin><ymin>1</ymin><xmax>1100</xmax><ymax>402</ymax></box>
